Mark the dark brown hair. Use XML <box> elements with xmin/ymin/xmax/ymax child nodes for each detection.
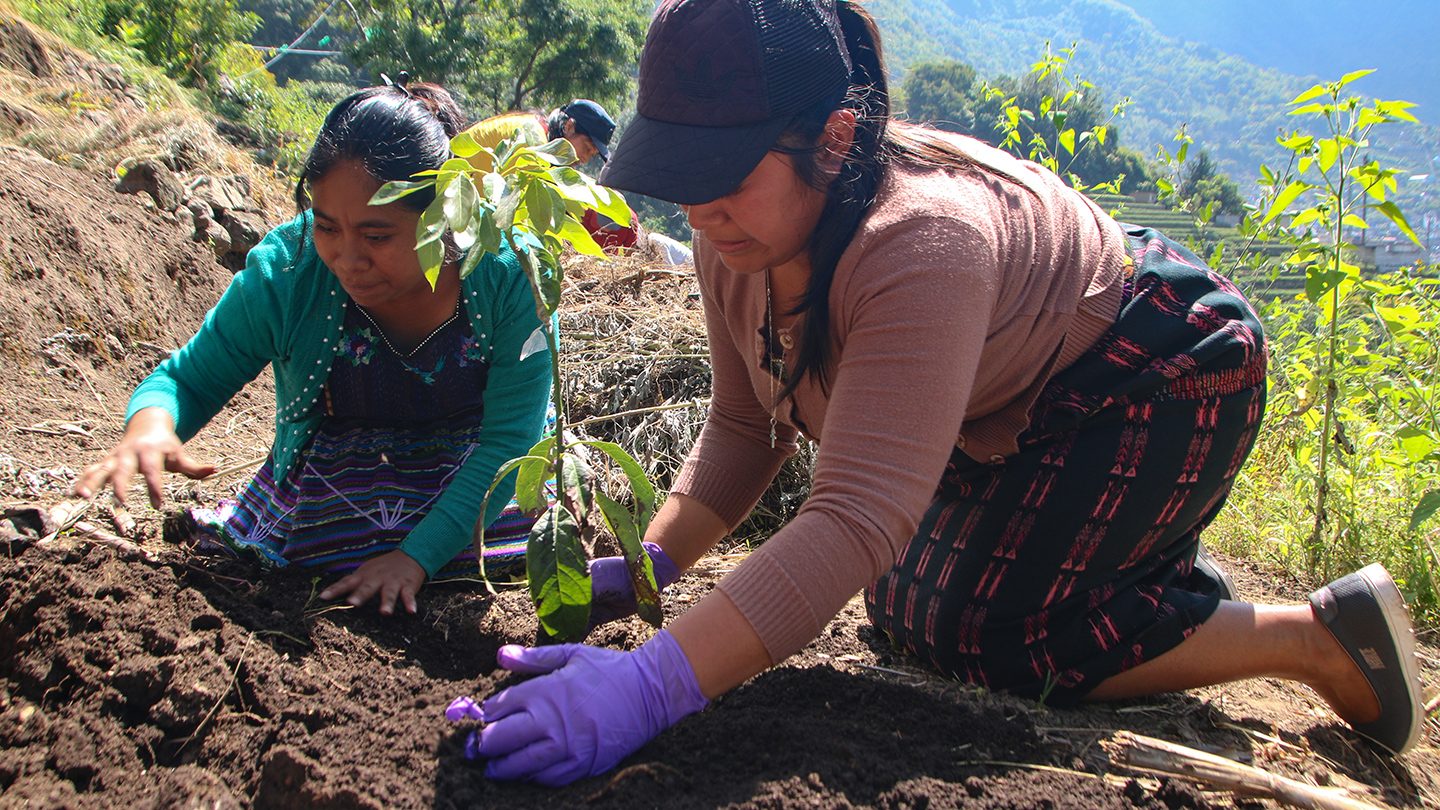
<box><xmin>293</xmin><ymin>81</ymin><xmax>467</xmax><ymax>214</ymax></box>
<box><xmin>773</xmin><ymin>0</ymin><xmax>979</xmax><ymax>399</ymax></box>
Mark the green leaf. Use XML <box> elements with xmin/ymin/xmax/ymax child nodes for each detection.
<box><xmin>573</xmin><ymin>440</ymin><xmax>656</xmax><ymax>535</ymax></box>
<box><xmin>1374</xmin><ymin>201</ymin><xmax>1422</xmax><ymax>247</ymax></box>
<box><xmin>555</xmin><ymin>214</ymin><xmax>606</xmax><ymax>258</ymax></box>
<box><xmin>444</xmin><ymin>174</ymin><xmax>478</xmax><ymax>235</ymax></box>
<box><xmin>472</xmin><ymin>452</ymin><xmax>551</xmax><ymax>580</ymax></box>
<box><xmin>1397</xmin><ymin>428</ymin><xmax>1435</xmax><ymax>464</ymax></box>
<box><xmin>1304</xmin><ymin>262</ymin><xmax>1346</xmax><ymax>303</ymax></box>
<box><xmin>524</xmin><ymin>182</ymin><xmax>561</xmax><ymax>232</ymax></box>
<box><xmin>1261</xmin><ymin>181</ymin><xmax>1310</xmax><ymax>226</ymax></box>
<box><xmin>473</xmin><ymin>209</ymin><xmax>502</xmax><ymax>258</ymax></box>
<box><xmin>496</xmin><ymin>188</ymin><xmax>523</xmax><ymax>230</ymax></box>
<box><xmin>561</xmin><ymin>451</ymin><xmax>593</xmax><ymax>516</ymax></box>
<box><xmin>514</xmin><ymin>451</ymin><xmax>553</xmax><ymax>514</ymax></box>
<box><xmin>1337</xmin><ymin>68</ymin><xmax>1375</xmax><ymax>88</ymax></box>
<box><xmin>1341</xmin><ymin>214</ymin><xmax>1369</xmax><ymax>229</ymax></box>
<box><xmin>449</xmin><ymin>131</ymin><xmax>481</xmax><ymax>159</ymax></box>
<box><xmin>527</xmin><ymin>503</ymin><xmax>591</xmax><ymax>641</ymax></box>
<box><xmin>1409</xmin><ymin>489</ymin><xmax>1440</xmax><ymax>532</ymax></box>
<box><xmin>1290</xmin><ymin>83</ymin><xmax>1328</xmax><ymax>105</ymax></box>
<box><xmin>588</xmin><ymin>185</ymin><xmax>633</xmax><ymax>227</ymax></box>
<box><xmin>482</xmin><ymin>172</ymin><xmax>506</xmax><ymax>202</ymax></box>
<box><xmin>593</xmin><ymin>490</ymin><xmax>662</xmax><ymax>627</ymax></box>
<box><xmin>417</xmin><ymin>200</ymin><xmax>446</xmax><ymax>247</ymax></box>
<box><xmin>370</xmin><ymin>179</ymin><xmax>433</xmax><ymax>206</ymax></box>
<box><xmin>1057</xmin><ymin>128</ymin><xmax>1075</xmax><ymax>155</ymax></box>
<box><xmin>1316</xmin><ymin>139</ymin><xmax>1339</xmax><ymax>173</ymax></box>
<box><xmin>418</xmin><ymin>239</ymin><xmax>444</xmax><ymax>290</ymax></box>
<box><xmin>533</xmin><ymin>137</ymin><xmax>578</xmax><ymax>165</ymax></box>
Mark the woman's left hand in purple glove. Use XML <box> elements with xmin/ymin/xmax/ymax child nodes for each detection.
<box><xmin>445</xmin><ymin>629</ymin><xmax>708</xmax><ymax>786</ymax></box>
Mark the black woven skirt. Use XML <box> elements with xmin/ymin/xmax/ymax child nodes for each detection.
<box><xmin>864</xmin><ymin>226</ymin><xmax>1268</xmax><ymax>706</ymax></box>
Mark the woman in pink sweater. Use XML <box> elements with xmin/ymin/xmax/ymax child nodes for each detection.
<box><xmin>448</xmin><ymin>0</ymin><xmax>1425</xmax><ymax>784</ymax></box>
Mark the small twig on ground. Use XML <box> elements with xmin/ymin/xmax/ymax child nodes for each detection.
<box><xmin>42</xmin><ymin>498</ymin><xmax>91</xmax><ymax>541</ymax></box>
<box><xmin>1425</xmin><ymin>692</ymin><xmax>1440</xmax><ymax>716</ymax></box>
<box><xmin>1104</xmin><ymin>730</ymin><xmax>1387</xmax><ymax>810</ymax></box>
<box><xmin>969</xmin><ymin>759</ymin><xmax>1104</xmax><ymax>781</ymax></box>
<box><xmin>570</xmin><ymin>398</ymin><xmax>711</xmax><ymax>431</ymax></box>
<box><xmin>255</xmin><ymin>629</ymin><xmax>311</xmax><ymax>647</ymax></box>
<box><xmin>105</xmin><ymin>502</ymin><xmax>136</xmax><ymax>537</ymax></box>
<box><xmin>851</xmin><ymin>662</ymin><xmax>926</xmax><ymax>679</ymax></box>
<box><xmin>178</xmin><ymin>634</ymin><xmax>254</xmax><ymax>755</ymax></box>
<box><xmin>584</xmin><ymin>762</ymin><xmax>684</xmax><ymax>803</ymax></box>
<box><xmin>70</xmin><ymin>520</ymin><xmax>156</xmax><ymax>561</ymax></box>
<box><xmin>204</xmin><ymin>454</ymin><xmax>268</xmax><ymax>480</ymax></box>
<box><xmin>304</xmin><ymin>603</ymin><xmax>356</xmax><ymax>619</ymax></box>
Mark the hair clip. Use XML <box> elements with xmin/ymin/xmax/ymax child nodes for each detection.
<box><xmin>380</xmin><ymin>71</ymin><xmax>414</xmax><ymax>98</ymax></box>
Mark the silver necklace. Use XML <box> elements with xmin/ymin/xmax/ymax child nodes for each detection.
<box><xmin>354</xmin><ymin>298</ymin><xmax>461</xmax><ymax>359</ymax></box>
<box><xmin>765</xmin><ymin>271</ymin><xmax>787</xmax><ymax>449</ymax></box>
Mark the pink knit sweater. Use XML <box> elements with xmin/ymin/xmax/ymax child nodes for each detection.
<box><xmin>672</xmin><ymin>132</ymin><xmax>1130</xmax><ymax>664</ymax></box>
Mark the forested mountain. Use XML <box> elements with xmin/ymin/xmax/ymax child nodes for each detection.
<box><xmin>867</xmin><ymin>0</ymin><xmax>1440</xmax><ymax>199</ymax></box>
<box><xmin>1121</xmin><ymin>0</ymin><xmax>1440</xmax><ymax>119</ymax></box>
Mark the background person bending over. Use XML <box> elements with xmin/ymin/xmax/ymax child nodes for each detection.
<box><xmin>74</xmin><ymin>80</ymin><xmax>553</xmax><ymax>615</ymax></box>
<box><xmin>446</xmin><ymin>0</ymin><xmax>1427</xmax><ymax>786</ymax></box>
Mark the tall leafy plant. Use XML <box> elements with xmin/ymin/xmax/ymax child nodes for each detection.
<box><xmin>1245</xmin><ymin>71</ymin><xmax>1433</xmax><ymax>569</ymax></box>
<box><xmin>981</xmin><ymin>42</ymin><xmax>1135</xmax><ymax>196</ymax></box>
<box><xmin>371</xmin><ymin>132</ymin><xmax>663</xmax><ymax>641</ymax></box>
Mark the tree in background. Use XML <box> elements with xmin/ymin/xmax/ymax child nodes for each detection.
<box><xmin>98</xmin><ymin>0</ymin><xmax>259</xmax><ymax>85</ymax></box>
<box><xmin>900</xmin><ymin>55</ymin><xmax>1152</xmax><ymax>193</ymax></box>
<box><xmin>1178</xmin><ymin>149</ymin><xmax>1245</xmax><ymax>217</ymax></box>
<box><xmin>901</xmin><ymin>59</ymin><xmax>982</xmax><ymax>133</ymax></box>
<box><xmin>342</xmin><ymin>0</ymin><xmax>648</xmax><ymax>117</ymax></box>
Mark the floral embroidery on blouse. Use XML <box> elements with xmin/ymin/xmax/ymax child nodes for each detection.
<box><xmin>458</xmin><ymin>334</ymin><xmax>486</xmax><ymax>366</ymax></box>
<box><xmin>342</xmin><ymin>328</ymin><xmax>378</xmax><ymax>366</ymax></box>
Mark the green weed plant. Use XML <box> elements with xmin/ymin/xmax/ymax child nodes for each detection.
<box><xmin>1167</xmin><ymin>72</ymin><xmax>1438</xmax><ymax>620</ymax></box>
<box><xmin>989</xmin><ymin>55</ymin><xmax>1438</xmax><ymax>621</ymax></box>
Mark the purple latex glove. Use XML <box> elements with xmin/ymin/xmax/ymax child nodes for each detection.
<box><xmin>445</xmin><ymin>629</ymin><xmax>707</xmax><ymax>786</ymax></box>
<box><xmin>588</xmin><ymin>541</ymin><xmax>680</xmax><ymax>627</ymax></box>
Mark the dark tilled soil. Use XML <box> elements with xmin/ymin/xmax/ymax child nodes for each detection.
<box><xmin>2</xmin><ymin>538</ymin><xmax>1437</xmax><ymax>809</ymax></box>
<box><xmin>0</xmin><ymin>91</ymin><xmax>1436</xmax><ymax>809</ymax></box>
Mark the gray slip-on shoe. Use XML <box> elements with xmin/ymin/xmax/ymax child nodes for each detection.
<box><xmin>1309</xmin><ymin>563</ymin><xmax>1423</xmax><ymax>755</ymax></box>
<box><xmin>1194</xmin><ymin>544</ymin><xmax>1237</xmax><ymax>601</ymax></box>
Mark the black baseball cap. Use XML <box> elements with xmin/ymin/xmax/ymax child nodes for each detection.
<box><xmin>599</xmin><ymin>0</ymin><xmax>852</xmax><ymax>204</ymax></box>
<box><xmin>562</xmin><ymin>99</ymin><xmax>616</xmax><ymax>161</ymax></box>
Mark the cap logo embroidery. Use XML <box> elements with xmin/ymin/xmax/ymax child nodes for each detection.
<box><xmin>1359</xmin><ymin>647</ymin><xmax>1385</xmax><ymax>670</ymax></box>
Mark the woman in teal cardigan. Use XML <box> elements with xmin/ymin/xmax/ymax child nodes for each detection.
<box><xmin>74</xmin><ymin>80</ymin><xmax>551</xmax><ymax>615</ymax></box>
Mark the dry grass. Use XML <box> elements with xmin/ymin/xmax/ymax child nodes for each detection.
<box><xmin>558</xmin><ymin>251</ymin><xmax>817</xmax><ymax>546</ymax></box>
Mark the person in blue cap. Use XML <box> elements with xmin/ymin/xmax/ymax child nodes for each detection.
<box><xmin>545</xmin><ymin>99</ymin><xmax>617</xmax><ymax>164</ymax></box>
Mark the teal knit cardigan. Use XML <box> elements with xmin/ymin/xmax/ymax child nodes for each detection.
<box><xmin>127</xmin><ymin>213</ymin><xmax>552</xmax><ymax>576</ymax></box>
